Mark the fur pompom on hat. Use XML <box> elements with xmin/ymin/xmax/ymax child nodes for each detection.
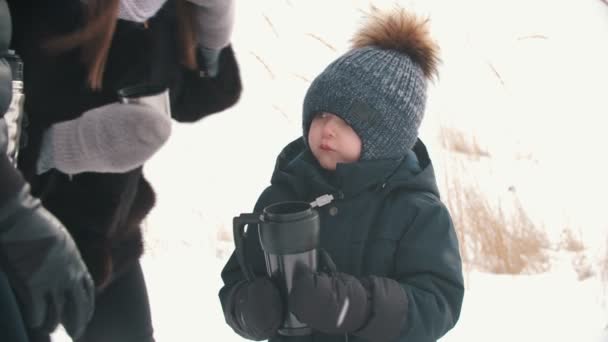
<box><xmin>303</xmin><ymin>7</ymin><xmax>440</xmax><ymax>160</ymax></box>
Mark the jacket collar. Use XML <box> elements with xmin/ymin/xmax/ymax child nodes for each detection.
<box><xmin>274</xmin><ymin>139</ymin><xmax>407</xmax><ymax>199</ymax></box>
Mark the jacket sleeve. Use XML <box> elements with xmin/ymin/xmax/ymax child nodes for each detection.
<box><xmin>189</xmin><ymin>0</ymin><xmax>235</xmax><ymax>50</ymax></box>
<box><xmin>170</xmin><ymin>45</ymin><xmax>242</xmax><ymax>123</ymax></box>
<box><xmin>355</xmin><ymin>198</ymin><xmax>465</xmax><ymax>342</ymax></box>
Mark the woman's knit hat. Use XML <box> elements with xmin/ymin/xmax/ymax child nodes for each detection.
<box><xmin>303</xmin><ymin>7</ymin><xmax>440</xmax><ymax>160</ymax></box>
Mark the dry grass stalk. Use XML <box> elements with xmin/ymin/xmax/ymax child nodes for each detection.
<box><xmin>486</xmin><ymin>60</ymin><xmax>506</xmax><ymax>87</ymax></box>
<box><xmin>306</xmin><ymin>33</ymin><xmax>338</xmax><ymax>52</ymax></box>
<box><xmin>250</xmin><ymin>51</ymin><xmax>275</xmax><ymax>79</ymax></box>
<box><xmin>440</xmin><ymin>126</ymin><xmax>490</xmax><ymax>159</ymax></box>
<box><xmin>216</xmin><ymin>225</ymin><xmax>232</xmax><ymax>242</ymax></box>
<box><xmin>444</xmin><ymin>164</ymin><xmax>470</xmax><ymax>276</ymax></box>
<box><xmin>601</xmin><ymin>239</ymin><xmax>608</xmax><ymax>290</ymax></box>
<box><xmin>263</xmin><ymin>14</ymin><xmax>279</xmax><ymax>38</ymax></box>
<box><xmin>272</xmin><ymin>104</ymin><xmax>290</xmax><ymax>121</ymax></box>
<box><xmin>215</xmin><ymin>224</ymin><xmax>234</xmax><ymax>260</ymax></box>
<box><xmin>557</xmin><ymin>228</ymin><xmax>595</xmax><ymax>280</ymax></box>
<box><xmin>559</xmin><ymin>228</ymin><xmax>586</xmax><ymax>253</ymax></box>
<box><xmin>571</xmin><ymin>253</ymin><xmax>595</xmax><ymax>281</ymax></box>
<box><xmin>292</xmin><ymin>73</ymin><xmax>311</xmax><ymax>83</ymax></box>
<box><xmin>517</xmin><ymin>34</ymin><xmax>549</xmax><ymax>40</ymax></box>
<box><xmin>446</xmin><ymin>176</ymin><xmax>550</xmax><ymax>275</ymax></box>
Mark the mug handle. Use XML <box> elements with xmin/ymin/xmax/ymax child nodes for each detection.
<box><xmin>232</xmin><ymin>213</ymin><xmax>261</xmax><ymax>282</ymax></box>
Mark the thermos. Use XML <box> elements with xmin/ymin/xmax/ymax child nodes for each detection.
<box><xmin>4</xmin><ymin>50</ymin><xmax>25</xmax><ymax>166</ymax></box>
<box><xmin>233</xmin><ymin>201</ymin><xmax>320</xmax><ymax>336</ymax></box>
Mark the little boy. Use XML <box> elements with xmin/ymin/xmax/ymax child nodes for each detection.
<box><xmin>219</xmin><ymin>7</ymin><xmax>464</xmax><ymax>342</ymax></box>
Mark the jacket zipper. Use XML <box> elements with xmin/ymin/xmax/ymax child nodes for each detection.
<box><xmin>310</xmin><ymin>191</ymin><xmax>350</xmax><ymax>342</ymax></box>
<box><xmin>309</xmin><ymin>190</ymin><xmax>344</xmax><ymax>209</ymax></box>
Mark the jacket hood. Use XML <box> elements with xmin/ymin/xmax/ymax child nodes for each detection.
<box><xmin>269</xmin><ymin>137</ymin><xmax>440</xmax><ymax>200</ymax></box>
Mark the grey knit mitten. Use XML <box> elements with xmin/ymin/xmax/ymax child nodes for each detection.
<box><xmin>37</xmin><ymin>102</ymin><xmax>171</xmax><ymax>175</ymax></box>
<box><xmin>188</xmin><ymin>0</ymin><xmax>235</xmax><ymax>77</ymax></box>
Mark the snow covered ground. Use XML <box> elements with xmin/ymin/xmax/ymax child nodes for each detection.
<box><xmin>53</xmin><ymin>0</ymin><xmax>608</xmax><ymax>341</ymax></box>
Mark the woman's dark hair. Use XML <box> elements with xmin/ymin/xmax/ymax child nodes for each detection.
<box><xmin>44</xmin><ymin>0</ymin><xmax>200</xmax><ymax>90</ymax></box>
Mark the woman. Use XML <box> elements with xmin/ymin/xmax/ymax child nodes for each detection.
<box><xmin>7</xmin><ymin>0</ymin><xmax>241</xmax><ymax>340</ymax></box>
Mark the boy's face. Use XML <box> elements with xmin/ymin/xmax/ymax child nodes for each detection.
<box><xmin>308</xmin><ymin>112</ymin><xmax>361</xmax><ymax>171</ymax></box>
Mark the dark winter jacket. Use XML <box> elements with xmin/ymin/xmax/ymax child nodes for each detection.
<box><xmin>6</xmin><ymin>0</ymin><xmax>242</xmax><ymax>287</ymax></box>
<box><xmin>220</xmin><ymin>138</ymin><xmax>464</xmax><ymax>342</ymax></box>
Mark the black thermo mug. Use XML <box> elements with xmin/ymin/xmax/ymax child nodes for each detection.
<box><xmin>233</xmin><ymin>201</ymin><xmax>320</xmax><ymax>336</ymax></box>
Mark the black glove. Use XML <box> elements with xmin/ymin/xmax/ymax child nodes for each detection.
<box><xmin>223</xmin><ymin>276</ymin><xmax>284</xmax><ymax>341</ymax></box>
<box><xmin>288</xmin><ymin>265</ymin><xmax>371</xmax><ymax>335</ymax></box>
<box><xmin>0</xmin><ymin>185</ymin><xmax>95</xmax><ymax>339</ymax></box>
<box><xmin>290</xmin><ymin>262</ymin><xmax>409</xmax><ymax>341</ymax></box>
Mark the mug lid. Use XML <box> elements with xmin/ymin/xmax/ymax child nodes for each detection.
<box><xmin>263</xmin><ymin>201</ymin><xmax>313</xmax><ymax>222</ymax></box>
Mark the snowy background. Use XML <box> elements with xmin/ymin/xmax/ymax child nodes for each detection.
<box><xmin>54</xmin><ymin>0</ymin><xmax>608</xmax><ymax>341</ymax></box>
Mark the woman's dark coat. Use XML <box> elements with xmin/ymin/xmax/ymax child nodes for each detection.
<box><xmin>7</xmin><ymin>0</ymin><xmax>242</xmax><ymax>287</ymax></box>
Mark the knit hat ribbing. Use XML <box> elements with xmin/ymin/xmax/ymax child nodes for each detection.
<box><xmin>303</xmin><ymin>7</ymin><xmax>439</xmax><ymax>160</ymax></box>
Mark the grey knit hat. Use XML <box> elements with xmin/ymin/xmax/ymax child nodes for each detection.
<box><xmin>303</xmin><ymin>8</ymin><xmax>440</xmax><ymax>160</ymax></box>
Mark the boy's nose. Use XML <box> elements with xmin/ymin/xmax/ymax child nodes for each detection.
<box><xmin>322</xmin><ymin>120</ymin><xmax>337</xmax><ymax>138</ymax></box>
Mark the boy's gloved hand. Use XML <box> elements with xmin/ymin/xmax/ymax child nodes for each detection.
<box><xmin>0</xmin><ymin>184</ymin><xmax>95</xmax><ymax>339</ymax></box>
<box><xmin>223</xmin><ymin>277</ymin><xmax>284</xmax><ymax>341</ymax></box>
<box><xmin>288</xmin><ymin>265</ymin><xmax>371</xmax><ymax>335</ymax></box>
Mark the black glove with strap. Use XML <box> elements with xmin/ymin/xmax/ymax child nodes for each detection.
<box><xmin>289</xmin><ymin>266</ymin><xmax>371</xmax><ymax>335</ymax></box>
<box><xmin>0</xmin><ymin>184</ymin><xmax>95</xmax><ymax>339</ymax></box>
<box><xmin>289</xmin><ymin>253</ymin><xmax>408</xmax><ymax>341</ymax></box>
<box><xmin>222</xmin><ymin>276</ymin><xmax>285</xmax><ymax>341</ymax></box>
